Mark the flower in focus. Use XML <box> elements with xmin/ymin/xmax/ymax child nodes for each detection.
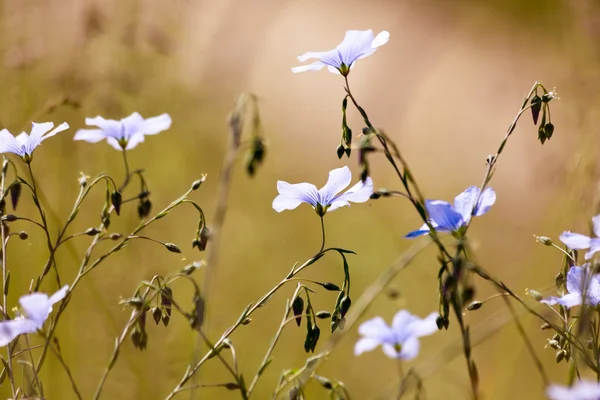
<box><xmin>0</xmin><ymin>286</ymin><xmax>68</xmax><ymax>347</ymax></box>
<box><xmin>0</xmin><ymin>122</ymin><xmax>70</xmax><ymax>162</ymax></box>
<box><xmin>405</xmin><ymin>186</ymin><xmax>496</xmax><ymax>238</ymax></box>
<box><xmin>559</xmin><ymin>215</ymin><xmax>600</xmax><ymax>260</ymax></box>
<box><xmin>547</xmin><ymin>380</ymin><xmax>600</xmax><ymax>400</ymax></box>
<box><xmin>272</xmin><ymin>166</ymin><xmax>373</xmax><ymax>216</ymax></box>
<box><xmin>354</xmin><ymin>310</ymin><xmax>438</xmax><ymax>360</ymax></box>
<box><xmin>74</xmin><ymin>112</ymin><xmax>172</xmax><ymax>150</ymax></box>
<box><xmin>291</xmin><ymin>29</ymin><xmax>390</xmax><ymax>76</ymax></box>
<box><xmin>541</xmin><ymin>264</ymin><xmax>600</xmax><ymax>308</ymax></box>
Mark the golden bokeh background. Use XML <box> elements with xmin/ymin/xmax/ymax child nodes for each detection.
<box><xmin>1</xmin><ymin>0</ymin><xmax>600</xmax><ymax>398</ymax></box>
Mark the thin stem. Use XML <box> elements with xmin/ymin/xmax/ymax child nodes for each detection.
<box><xmin>26</xmin><ymin>162</ymin><xmax>61</xmax><ymax>287</ymax></box>
<box><xmin>23</xmin><ymin>334</ymin><xmax>44</xmax><ymax>398</ymax></box>
<box><xmin>319</xmin><ymin>217</ymin><xmax>325</xmax><ymax>253</ymax></box>
<box><xmin>119</xmin><ymin>149</ymin><xmax>131</xmax><ymax>191</ymax></box>
<box><xmin>247</xmin><ymin>285</ymin><xmax>303</xmax><ymax>397</ymax></box>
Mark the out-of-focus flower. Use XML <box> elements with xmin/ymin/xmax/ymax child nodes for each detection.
<box><xmin>74</xmin><ymin>112</ymin><xmax>171</xmax><ymax>150</ymax></box>
<box><xmin>0</xmin><ymin>122</ymin><xmax>69</xmax><ymax>162</ymax></box>
<box><xmin>547</xmin><ymin>380</ymin><xmax>600</xmax><ymax>400</ymax></box>
<box><xmin>292</xmin><ymin>30</ymin><xmax>390</xmax><ymax>76</ymax></box>
<box><xmin>0</xmin><ymin>286</ymin><xmax>68</xmax><ymax>347</ymax></box>
<box><xmin>354</xmin><ymin>310</ymin><xmax>438</xmax><ymax>360</ymax></box>
<box><xmin>405</xmin><ymin>186</ymin><xmax>496</xmax><ymax>238</ymax></box>
<box><xmin>560</xmin><ymin>215</ymin><xmax>600</xmax><ymax>260</ymax></box>
<box><xmin>272</xmin><ymin>166</ymin><xmax>373</xmax><ymax>216</ymax></box>
<box><xmin>541</xmin><ymin>265</ymin><xmax>600</xmax><ymax>308</ymax></box>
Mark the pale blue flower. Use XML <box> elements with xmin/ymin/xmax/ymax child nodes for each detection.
<box><xmin>547</xmin><ymin>380</ymin><xmax>600</xmax><ymax>400</ymax></box>
<box><xmin>0</xmin><ymin>122</ymin><xmax>70</xmax><ymax>161</ymax></box>
<box><xmin>74</xmin><ymin>112</ymin><xmax>172</xmax><ymax>150</ymax></box>
<box><xmin>560</xmin><ymin>215</ymin><xmax>600</xmax><ymax>260</ymax></box>
<box><xmin>541</xmin><ymin>264</ymin><xmax>600</xmax><ymax>308</ymax></box>
<box><xmin>405</xmin><ymin>186</ymin><xmax>496</xmax><ymax>238</ymax></box>
<box><xmin>272</xmin><ymin>166</ymin><xmax>373</xmax><ymax>216</ymax></box>
<box><xmin>354</xmin><ymin>310</ymin><xmax>438</xmax><ymax>360</ymax></box>
<box><xmin>0</xmin><ymin>286</ymin><xmax>68</xmax><ymax>347</ymax></box>
<box><xmin>292</xmin><ymin>29</ymin><xmax>390</xmax><ymax>76</ymax></box>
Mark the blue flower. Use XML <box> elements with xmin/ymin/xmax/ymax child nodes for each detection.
<box><xmin>0</xmin><ymin>286</ymin><xmax>68</xmax><ymax>347</ymax></box>
<box><xmin>405</xmin><ymin>186</ymin><xmax>496</xmax><ymax>238</ymax></box>
<box><xmin>541</xmin><ymin>264</ymin><xmax>600</xmax><ymax>308</ymax></box>
<box><xmin>547</xmin><ymin>380</ymin><xmax>600</xmax><ymax>400</ymax></box>
<box><xmin>74</xmin><ymin>112</ymin><xmax>172</xmax><ymax>150</ymax></box>
<box><xmin>0</xmin><ymin>122</ymin><xmax>70</xmax><ymax>162</ymax></box>
<box><xmin>272</xmin><ymin>166</ymin><xmax>373</xmax><ymax>216</ymax></box>
<box><xmin>354</xmin><ymin>310</ymin><xmax>438</xmax><ymax>360</ymax></box>
<box><xmin>559</xmin><ymin>215</ymin><xmax>600</xmax><ymax>260</ymax></box>
<box><xmin>292</xmin><ymin>30</ymin><xmax>390</xmax><ymax>76</ymax></box>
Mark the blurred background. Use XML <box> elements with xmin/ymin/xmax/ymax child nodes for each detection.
<box><xmin>1</xmin><ymin>0</ymin><xmax>599</xmax><ymax>398</ymax></box>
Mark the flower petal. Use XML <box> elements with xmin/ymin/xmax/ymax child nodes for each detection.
<box><xmin>566</xmin><ymin>266</ymin><xmax>586</xmax><ymax>296</ymax></box>
<box><xmin>291</xmin><ymin>61</ymin><xmax>327</xmax><ymax>73</ymax></box>
<box><xmin>106</xmin><ymin>137</ymin><xmax>123</xmax><ymax>151</ymax></box>
<box><xmin>405</xmin><ymin>221</ymin><xmax>440</xmax><ymax>238</ymax></box>
<box><xmin>406</xmin><ymin>312</ymin><xmax>439</xmax><ymax>338</ymax></box>
<box><xmin>48</xmin><ymin>285</ymin><xmax>69</xmax><ymax>307</ymax></box>
<box><xmin>142</xmin><ymin>113</ymin><xmax>172</xmax><ymax>135</ymax></box>
<box><xmin>272</xmin><ymin>181</ymin><xmax>319</xmax><ymax>212</ymax></box>
<box><xmin>593</xmin><ymin>215</ymin><xmax>600</xmax><ymax>238</ymax></box>
<box><xmin>73</xmin><ymin>129</ymin><xmax>108</xmax><ymax>143</ymax></box>
<box><xmin>398</xmin><ymin>336</ymin><xmax>420</xmax><ymax>360</ymax></box>
<box><xmin>0</xmin><ymin>319</ymin><xmax>37</xmax><ymax>347</ymax></box>
<box><xmin>336</xmin><ymin>30</ymin><xmax>376</xmax><ymax>66</ymax></box>
<box><xmin>474</xmin><ymin>187</ymin><xmax>496</xmax><ymax>216</ymax></box>
<box><xmin>541</xmin><ymin>293</ymin><xmax>582</xmax><ymax>308</ymax></box>
<box><xmin>354</xmin><ymin>337</ymin><xmax>381</xmax><ymax>356</ymax></box>
<box><xmin>318</xmin><ymin>166</ymin><xmax>352</xmax><ymax>205</ymax></box>
<box><xmin>125</xmin><ymin>132</ymin><xmax>145</xmax><ymax>150</ymax></box>
<box><xmin>85</xmin><ymin>116</ymin><xmax>122</xmax><ymax>138</ymax></box>
<box><xmin>453</xmin><ymin>186</ymin><xmax>480</xmax><ymax>223</ymax></box>
<box><xmin>19</xmin><ymin>293</ymin><xmax>51</xmax><ymax>328</ymax></box>
<box><xmin>547</xmin><ymin>380</ymin><xmax>600</xmax><ymax>400</ymax></box>
<box><xmin>357</xmin><ymin>316</ymin><xmax>393</xmax><ymax>340</ymax></box>
<box><xmin>328</xmin><ymin>176</ymin><xmax>373</xmax><ymax>212</ymax></box>
<box><xmin>585</xmin><ymin>238</ymin><xmax>600</xmax><ymax>260</ymax></box>
<box><xmin>425</xmin><ymin>200</ymin><xmax>463</xmax><ymax>231</ymax></box>
<box><xmin>560</xmin><ymin>232</ymin><xmax>592</xmax><ymax>250</ymax></box>
<box><xmin>371</xmin><ymin>31</ymin><xmax>390</xmax><ymax>48</ymax></box>
<box><xmin>121</xmin><ymin>112</ymin><xmax>145</xmax><ymax>140</ymax></box>
<box><xmin>0</xmin><ymin>129</ymin><xmax>24</xmax><ymax>156</ymax></box>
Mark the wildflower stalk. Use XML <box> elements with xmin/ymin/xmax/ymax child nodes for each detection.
<box><xmin>165</xmin><ymin>246</ymin><xmax>350</xmax><ymax>399</ymax></box>
<box><xmin>0</xmin><ymin>157</ymin><xmax>16</xmax><ymax>398</ymax></box>
<box><xmin>247</xmin><ymin>284</ymin><xmax>304</xmax><ymax>396</ymax></box>
<box><xmin>34</xmin><ymin>184</ymin><xmax>196</xmax><ymax>376</ymax></box>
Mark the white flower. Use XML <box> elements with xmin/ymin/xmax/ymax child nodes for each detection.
<box><xmin>0</xmin><ymin>286</ymin><xmax>68</xmax><ymax>347</ymax></box>
<box><xmin>74</xmin><ymin>112</ymin><xmax>172</xmax><ymax>150</ymax></box>
<box><xmin>354</xmin><ymin>310</ymin><xmax>439</xmax><ymax>360</ymax></box>
<box><xmin>547</xmin><ymin>380</ymin><xmax>600</xmax><ymax>400</ymax></box>
<box><xmin>0</xmin><ymin>122</ymin><xmax>70</xmax><ymax>162</ymax></box>
<box><xmin>272</xmin><ymin>166</ymin><xmax>373</xmax><ymax>216</ymax></box>
<box><xmin>292</xmin><ymin>29</ymin><xmax>390</xmax><ymax>76</ymax></box>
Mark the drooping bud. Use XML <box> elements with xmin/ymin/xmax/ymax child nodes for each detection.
<box><xmin>544</xmin><ymin>122</ymin><xmax>554</xmax><ymax>140</ymax></box>
<box><xmin>164</xmin><ymin>243</ymin><xmax>181</xmax><ymax>253</ymax></box>
<box><xmin>292</xmin><ymin>296</ymin><xmax>304</xmax><ymax>327</ymax></box>
<box><xmin>111</xmin><ymin>191</ymin><xmax>122</xmax><ymax>215</ymax></box>
<box><xmin>530</xmin><ymin>94</ymin><xmax>542</xmax><ymax>125</ymax></box>
<box><xmin>535</xmin><ymin>236</ymin><xmax>553</xmax><ymax>246</ymax></box>
<box><xmin>9</xmin><ymin>182</ymin><xmax>21</xmax><ymax>210</ymax></box>
<box><xmin>466</xmin><ymin>301</ymin><xmax>483</xmax><ymax>311</ymax></box>
<box><xmin>137</xmin><ymin>198</ymin><xmax>152</xmax><ymax>219</ymax></box>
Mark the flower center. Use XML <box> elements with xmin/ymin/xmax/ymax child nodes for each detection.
<box><xmin>315</xmin><ymin>203</ymin><xmax>329</xmax><ymax>217</ymax></box>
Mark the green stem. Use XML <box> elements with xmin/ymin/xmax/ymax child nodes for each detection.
<box><xmin>319</xmin><ymin>216</ymin><xmax>325</xmax><ymax>253</ymax></box>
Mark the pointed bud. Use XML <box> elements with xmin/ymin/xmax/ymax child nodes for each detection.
<box><xmin>4</xmin><ymin>215</ymin><xmax>17</xmax><ymax>222</ymax></box>
<box><xmin>85</xmin><ymin>227</ymin><xmax>101</xmax><ymax>236</ymax></box>
<box><xmin>152</xmin><ymin>307</ymin><xmax>162</xmax><ymax>325</ymax></box>
<box><xmin>198</xmin><ymin>226</ymin><xmax>210</xmax><ymax>251</ymax></box>
<box><xmin>536</xmin><ymin>236</ymin><xmax>553</xmax><ymax>246</ymax></box>
<box><xmin>315</xmin><ymin>311</ymin><xmax>331</xmax><ymax>319</ymax></box>
<box><xmin>164</xmin><ymin>243</ymin><xmax>181</xmax><ymax>253</ymax></box>
<box><xmin>336</xmin><ymin>144</ymin><xmax>345</xmax><ymax>159</ymax></box>
<box><xmin>9</xmin><ymin>182</ymin><xmax>21</xmax><ymax>210</ymax></box>
<box><xmin>137</xmin><ymin>199</ymin><xmax>152</xmax><ymax>219</ymax></box>
<box><xmin>18</xmin><ymin>231</ymin><xmax>28</xmax><ymax>240</ymax></box>
<box><xmin>111</xmin><ymin>191</ymin><xmax>122</xmax><ymax>215</ymax></box>
<box><xmin>466</xmin><ymin>301</ymin><xmax>483</xmax><ymax>311</ymax></box>
<box><xmin>292</xmin><ymin>296</ymin><xmax>304</xmax><ymax>327</ymax></box>
<box><xmin>540</xmin><ymin>323</ymin><xmax>551</xmax><ymax>330</ymax></box>
<box><xmin>544</xmin><ymin>122</ymin><xmax>554</xmax><ymax>140</ymax></box>
<box><xmin>528</xmin><ymin>289</ymin><xmax>543</xmax><ymax>301</ymax></box>
<box><xmin>320</xmin><ymin>282</ymin><xmax>340</xmax><ymax>291</ymax></box>
<box><xmin>340</xmin><ymin>296</ymin><xmax>351</xmax><ymax>318</ymax></box>
<box><xmin>530</xmin><ymin>95</ymin><xmax>542</xmax><ymax>125</ymax></box>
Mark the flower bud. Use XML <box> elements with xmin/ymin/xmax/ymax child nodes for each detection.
<box><xmin>315</xmin><ymin>311</ymin><xmax>331</xmax><ymax>319</ymax></box>
<box><xmin>137</xmin><ymin>199</ymin><xmax>152</xmax><ymax>219</ymax></box>
<box><xmin>111</xmin><ymin>191</ymin><xmax>122</xmax><ymax>216</ymax></box>
<box><xmin>466</xmin><ymin>301</ymin><xmax>483</xmax><ymax>311</ymax></box>
<box><xmin>85</xmin><ymin>227</ymin><xmax>101</xmax><ymax>236</ymax></box>
<box><xmin>555</xmin><ymin>350</ymin><xmax>565</xmax><ymax>363</ymax></box>
<box><xmin>528</xmin><ymin>289</ymin><xmax>543</xmax><ymax>301</ymax></box>
<box><xmin>544</xmin><ymin>122</ymin><xmax>554</xmax><ymax>140</ymax></box>
<box><xmin>4</xmin><ymin>215</ymin><xmax>17</xmax><ymax>222</ymax></box>
<box><xmin>164</xmin><ymin>243</ymin><xmax>181</xmax><ymax>253</ymax></box>
<box><xmin>110</xmin><ymin>233</ymin><xmax>122</xmax><ymax>240</ymax></box>
<box><xmin>320</xmin><ymin>282</ymin><xmax>340</xmax><ymax>291</ymax></box>
<box><xmin>292</xmin><ymin>296</ymin><xmax>304</xmax><ymax>327</ymax></box>
<box><xmin>540</xmin><ymin>323</ymin><xmax>551</xmax><ymax>330</ymax></box>
<box><xmin>241</xmin><ymin>317</ymin><xmax>252</xmax><ymax>325</ymax></box>
<box><xmin>530</xmin><ymin>95</ymin><xmax>542</xmax><ymax>125</ymax></box>
<box><xmin>336</xmin><ymin>144</ymin><xmax>345</xmax><ymax>160</ymax></box>
<box><xmin>340</xmin><ymin>296</ymin><xmax>351</xmax><ymax>318</ymax></box>
<box><xmin>9</xmin><ymin>182</ymin><xmax>21</xmax><ymax>210</ymax></box>
<box><xmin>151</xmin><ymin>307</ymin><xmax>162</xmax><ymax>325</ymax></box>
<box><xmin>18</xmin><ymin>231</ymin><xmax>28</xmax><ymax>240</ymax></box>
<box><xmin>536</xmin><ymin>236</ymin><xmax>553</xmax><ymax>246</ymax></box>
